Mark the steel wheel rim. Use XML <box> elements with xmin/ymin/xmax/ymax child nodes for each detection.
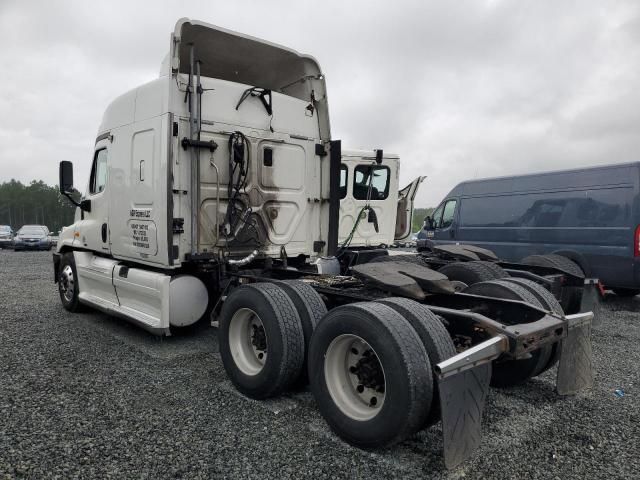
<box><xmin>60</xmin><ymin>265</ymin><xmax>75</xmax><ymax>302</ymax></box>
<box><xmin>228</xmin><ymin>308</ymin><xmax>268</xmax><ymax>376</ymax></box>
<box><xmin>324</xmin><ymin>334</ymin><xmax>386</xmax><ymax>421</ymax></box>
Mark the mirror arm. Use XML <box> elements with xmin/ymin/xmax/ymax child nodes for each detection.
<box><xmin>62</xmin><ymin>190</ymin><xmax>90</xmax><ymax>212</ymax></box>
<box><xmin>62</xmin><ymin>191</ymin><xmax>82</xmax><ymax>208</ymax></box>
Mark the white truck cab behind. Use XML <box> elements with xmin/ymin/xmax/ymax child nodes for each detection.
<box><xmin>338</xmin><ymin>150</ymin><xmax>424</xmax><ymax>248</ymax></box>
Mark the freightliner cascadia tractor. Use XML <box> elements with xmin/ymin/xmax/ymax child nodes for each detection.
<box><xmin>54</xmin><ymin>19</ymin><xmax>597</xmax><ymax>468</ymax></box>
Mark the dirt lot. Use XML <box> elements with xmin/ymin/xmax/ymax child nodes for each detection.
<box><xmin>1</xmin><ymin>250</ymin><xmax>639</xmax><ymax>479</ymax></box>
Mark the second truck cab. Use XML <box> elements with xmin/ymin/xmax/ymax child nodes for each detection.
<box><xmin>338</xmin><ymin>150</ymin><xmax>423</xmax><ymax>248</ymax></box>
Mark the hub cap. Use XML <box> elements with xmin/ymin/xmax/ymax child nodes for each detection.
<box><xmin>59</xmin><ymin>265</ymin><xmax>75</xmax><ymax>302</ymax></box>
<box><xmin>324</xmin><ymin>334</ymin><xmax>386</xmax><ymax>421</ymax></box>
<box><xmin>228</xmin><ymin>308</ymin><xmax>268</xmax><ymax>376</ymax></box>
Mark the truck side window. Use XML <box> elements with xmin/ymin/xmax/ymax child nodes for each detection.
<box><xmin>339</xmin><ymin>164</ymin><xmax>348</xmax><ymax>199</ymax></box>
<box><xmin>89</xmin><ymin>148</ymin><xmax>108</xmax><ymax>194</ymax></box>
<box><xmin>431</xmin><ymin>204</ymin><xmax>444</xmax><ymax>228</ymax></box>
<box><xmin>441</xmin><ymin>199</ymin><xmax>457</xmax><ymax>228</ymax></box>
<box><xmin>353</xmin><ymin>165</ymin><xmax>390</xmax><ymax>200</ymax></box>
<box><xmin>430</xmin><ymin>204</ymin><xmax>444</xmax><ymax>228</ymax></box>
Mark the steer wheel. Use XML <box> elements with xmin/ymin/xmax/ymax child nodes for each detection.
<box><xmin>58</xmin><ymin>253</ymin><xmax>84</xmax><ymax>313</ymax></box>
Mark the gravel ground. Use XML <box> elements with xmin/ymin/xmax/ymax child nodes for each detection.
<box><xmin>0</xmin><ymin>250</ymin><xmax>639</xmax><ymax>479</ymax></box>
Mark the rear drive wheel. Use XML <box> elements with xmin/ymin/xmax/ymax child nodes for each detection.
<box><xmin>274</xmin><ymin>280</ymin><xmax>327</xmax><ymax>383</ymax></box>
<box><xmin>521</xmin><ymin>254</ymin><xmax>585</xmax><ymax>279</ymax></box>
<box><xmin>500</xmin><ymin>278</ymin><xmax>563</xmax><ymax>315</ymax></box>
<box><xmin>219</xmin><ymin>283</ymin><xmax>305</xmax><ymax>399</ymax></box>
<box><xmin>477</xmin><ymin>261</ymin><xmax>508</xmax><ymax>279</ymax></box>
<box><xmin>58</xmin><ymin>252</ymin><xmax>83</xmax><ymax>312</ymax></box>
<box><xmin>521</xmin><ymin>254</ymin><xmax>586</xmax><ymax>313</ymax></box>
<box><xmin>308</xmin><ymin>302</ymin><xmax>432</xmax><ymax>448</ymax></box>
<box><xmin>495</xmin><ymin>278</ymin><xmax>564</xmax><ymax>374</ymax></box>
<box><xmin>438</xmin><ymin>261</ymin><xmax>505</xmax><ymax>286</ymax></box>
<box><xmin>463</xmin><ymin>280</ymin><xmax>553</xmax><ymax>387</ymax></box>
<box><xmin>376</xmin><ymin>297</ymin><xmax>455</xmax><ymax>427</ymax></box>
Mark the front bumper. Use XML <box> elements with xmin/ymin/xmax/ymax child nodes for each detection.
<box><xmin>14</xmin><ymin>241</ymin><xmax>50</xmax><ymax>250</ymax></box>
<box><xmin>0</xmin><ymin>238</ymin><xmax>12</xmax><ymax>248</ymax></box>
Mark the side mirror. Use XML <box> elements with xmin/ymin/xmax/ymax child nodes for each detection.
<box><xmin>425</xmin><ymin>216</ymin><xmax>433</xmax><ymax>229</ymax></box>
<box><xmin>59</xmin><ymin>160</ymin><xmax>90</xmax><ymax>212</ymax></box>
<box><xmin>59</xmin><ymin>161</ymin><xmax>74</xmax><ymax>194</ymax></box>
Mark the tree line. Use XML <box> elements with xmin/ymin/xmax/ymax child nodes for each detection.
<box><xmin>0</xmin><ymin>180</ymin><xmax>76</xmax><ymax>233</ymax></box>
<box><xmin>411</xmin><ymin>207</ymin><xmax>434</xmax><ymax>233</ymax></box>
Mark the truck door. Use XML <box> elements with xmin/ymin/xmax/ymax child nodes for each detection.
<box><xmin>394</xmin><ymin>176</ymin><xmax>425</xmax><ymax>241</ymax></box>
<box><xmin>108</xmin><ymin>116</ymin><xmax>168</xmax><ymax>266</ymax></box>
<box><xmin>429</xmin><ymin>198</ymin><xmax>458</xmax><ymax>243</ymax></box>
<box><xmin>339</xmin><ymin>162</ymin><xmax>396</xmax><ymax>247</ymax></box>
<box><xmin>79</xmin><ymin>141</ymin><xmax>110</xmax><ymax>253</ymax></box>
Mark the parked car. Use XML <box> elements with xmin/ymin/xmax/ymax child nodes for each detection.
<box><xmin>0</xmin><ymin>225</ymin><xmax>14</xmax><ymax>248</ymax></box>
<box><xmin>13</xmin><ymin>225</ymin><xmax>52</xmax><ymax>251</ymax></box>
<box><xmin>417</xmin><ymin>161</ymin><xmax>640</xmax><ymax>296</ymax></box>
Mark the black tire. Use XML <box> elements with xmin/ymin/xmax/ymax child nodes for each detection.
<box><xmin>495</xmin><ymin>278</ymin><xmax>564</xmax><ymax>374</ymax></box>
<box><xmin>477</xmin><ymin>261</ymin><xmax>508</xmax><ymax>279</ymax></box>
<box><xmin>521</xmin><ymin>254</ymin><xmax>585</xmax><ymax>313</ymax></box>
<box><xmin>58</xmin><ymin>252</ymin><xmax>84</xmax><ymax>312</ymax></box>
<box><xmin>438</xmin><ymin>261</ymin><xmax>504</xmax><ymax>286</ymax></box>
<box><xmin>499</xmin><ymin>278</ymin><xmax>563</xmax><ymax>315</ymax></box>
<box><xmin>521</xmin><ymin>254</ymin><xmax>585</xmax><ymax>279</ymax></box>
<box><xmin>376</xmin><ymin>297</ymin><xmax>455</xmax><ymax>427</ymax></box>
<box><xmin>274</xmin><ymin>280</ymin><xmax>327</xmax><ymax>383</ymax></box>
<box><xmin>219</xmin><ymin>283</ymin><xmax>305</xmax><ymax>399</ymax></box>
<box><xmin>612</xmin><ymin>288</ymin><xmax>640</xmax><ymax>297</ymax></box>
<box><xmin>462</xmin><ymin>280</ymin><xmax>553</xmax><ymax>387</ymax></box>
<box><xmin>308</xmin><ymin>302</ymin><xmax>433</xmax><ymax>448</ymax></box>
<box><xmin>369</xmin><ymin>254</ymin><xmax>428</xmax><ymax>266</ymax></box>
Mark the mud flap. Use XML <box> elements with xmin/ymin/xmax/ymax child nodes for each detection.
<box><xmin>557</xmin><ymin>312</ymin><xmax>594</xmax><ymax>395</ymax></box>
<box><xmin>579</xmin><ymin>279</ymin><xmax>602</xmax><ymax>326</ymax></box>
<box><xmin>434</xmin><ymin>335</ymin><xmax>507</xmax><ymax>468</ymax></box>
<box><xmin>438</xmin><ymin>363</ymin><xmax>492</xmax><ymax>469</ymax></box>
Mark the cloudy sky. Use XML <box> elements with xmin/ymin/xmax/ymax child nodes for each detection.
<box><xmin>1</xmin><ymin>0</ymin><xmax>639</xmax><ymax>207</ymax></box>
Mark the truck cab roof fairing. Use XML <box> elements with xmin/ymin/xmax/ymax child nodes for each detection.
<box><xmin>171</xmin><ymin>18</ymin><xmax>331</xmax><ymax>139</ymax></box>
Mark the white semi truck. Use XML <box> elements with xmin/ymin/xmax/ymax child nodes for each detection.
<box><xmin>54</xmin><ymin>19</ymin><xmax>596</xmax><ymax>468</ymax></box>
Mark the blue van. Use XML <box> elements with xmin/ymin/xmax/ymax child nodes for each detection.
<box><xmin>418</xmin><ymin>162</ymin><xmax>640</xmax><ymax>295</ymax></box>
